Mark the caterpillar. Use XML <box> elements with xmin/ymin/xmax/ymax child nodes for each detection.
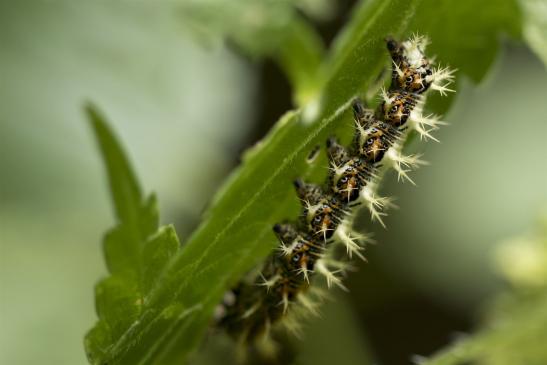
<box><xmin>215</xmin><ymin>34</ymin><xmax>455</xmax><ymax>355</ymax></box>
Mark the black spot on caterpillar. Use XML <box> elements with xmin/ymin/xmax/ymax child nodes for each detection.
<box><xmin>215</xmin><ymin>34</ymin><xmax>455</xmax><ymax>354</ymax></box>
<box><xmin>306</xmin><ymin>144</ymin><xmax>321</xmax><ymax>164</ymax></box>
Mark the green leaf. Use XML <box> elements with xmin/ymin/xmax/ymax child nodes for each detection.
<box><xmin>84</xmin><ymin>105</ymin><xmax>182</xmax><ymax>364</ymax></box>
<box><xmin>179</xmin><ymin>0</ymin><xmax>325</xmax><ymax>106</ymax></box>
<box><xmin>422</xmin><ymin>293</ymin><xmax>547</xmax><ymax>365</ymax></box>
<box><xmin>410</xmin><ymin>0</ymin><xmax>522</xmax><ymax>84</ymax></box>
<box><xmin>85</xmin><ymin>0</ymin><xmax>525</xmax><ymax>363</ymax></box>
<box><xmin>519</xmin><ymin>0</ymin><xmax>547</xmax><ymax>67</ymax></box>
<box><xmin>274</xmin><ymin>18</ymin><xmax>325</xmax><ymax>106</ymax></box>
<box><xmin>86</xmin><ymin>1</ymin><xmax>427</xmax><ymax>363</ymax></box>
<box><xmin>422</xmin><ymin>221</ymin><xmax>547</xmax><ymax>365</ymax></box>
<box><xmin>87</xmin><ymin>105</ymin><xmax>146</xmax><ymax>231</ymax></box>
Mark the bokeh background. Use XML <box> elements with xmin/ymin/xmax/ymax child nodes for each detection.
<box><xmin>1</xmin><ymin>1</ymin><xmax>546</xmax><ymax>364</ymax></box>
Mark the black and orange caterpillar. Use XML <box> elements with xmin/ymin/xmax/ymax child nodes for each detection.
<box><xmin>215</xmin><ymin>35</ymin><xmax>455</xmax><ymax>352</ymax></box>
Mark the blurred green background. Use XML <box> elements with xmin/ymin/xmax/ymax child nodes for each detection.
<box><xmin>1</xmin><ymin>1</ymin><xmax>546</xmax><ymax>364</ymax></box>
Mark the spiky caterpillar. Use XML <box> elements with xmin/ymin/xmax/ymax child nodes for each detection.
<box><xmin>215</xmin><ymin>35</ymin><xmax>455</xmax><ymax>351</ymax></box>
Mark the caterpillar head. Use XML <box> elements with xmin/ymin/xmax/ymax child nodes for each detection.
<box><xmin>386</xmin><ymin>37</ymin><xmax>405</xmax><ymax>64</ymax></box>
<box><xmin>387</xmin><ymin>36</ymin><xmax>434</xmax><ymax>94</ymax></box>
<box><xmin>388</xmin><ymin>34</ymin><xmax>430</xmax><ymax>68</ymax></box>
